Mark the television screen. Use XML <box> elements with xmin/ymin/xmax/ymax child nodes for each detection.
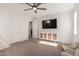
<box><xmin>42</xmin><ymin>19</ymin><xmax>57</xmax><ymax>29</ymax></box>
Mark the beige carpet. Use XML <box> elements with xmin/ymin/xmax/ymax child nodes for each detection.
<box><xmin>0</xmin><ymin>39</ymin><xmax>63</xmax><ymax>56</ymax></box>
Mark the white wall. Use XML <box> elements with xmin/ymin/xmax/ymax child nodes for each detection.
<box><xmin>0</xmin><ymin>7</ymin><xmax>31</xmax><ymax>47</ymax></box>
<box><xmin>77</xmin><ymin>11</ymin><xmax>79</xmax><ymax>42</ymax></box>
<box><xmin>0</xmin><ymin>8</ymin><xmax>11</xmax><ymax>45</ymax></box>
<box><xmin>8</xmin><ymin>12</ymin><xmax>31</xmax><ymax>44</ymax></box>
<box><xmin>37</xmin><ymin>10</ymin><xmax>73</xmax><ymax>44</ymax></box>
<box><xmin>32</xmin><ymin>17</ymin><xmax>39</xmax><ymax>38</ymax></box>
<box><xmin>74</xmin><ymin>4</ymin><xmax>79</xmax><ymax>43</ymax></box>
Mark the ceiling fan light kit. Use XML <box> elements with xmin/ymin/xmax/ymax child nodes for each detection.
<box><xmin>33</xmin><ymin>7</ymin><xmax>37</xmax><ymax>10</ymax></box>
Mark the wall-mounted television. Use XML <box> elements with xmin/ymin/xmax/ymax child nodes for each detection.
<box><xmin>42</xmin><ymin>19</ymin><xmax>57</xmax><ymax>29</ymax></box>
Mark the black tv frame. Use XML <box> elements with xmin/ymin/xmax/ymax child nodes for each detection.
<box><xmin>42</xmin><ymin>19</ymin><xmax>57</xmax><ymax>29</ymax></box>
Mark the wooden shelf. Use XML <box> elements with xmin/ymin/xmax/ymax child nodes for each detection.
<box><xmin>40</xmin><ymin>33</ymin><xmax>43</xmax><ymax>38</ymax></box>
<box><xmin>44</xmin><ymin>33</ymin><xmax>47</xmax><ymax>39</ymax></box>
<box><xmin>48</xmin><ymin>33</ymin><xmax>51</xmax><ymax>40</ymax></box>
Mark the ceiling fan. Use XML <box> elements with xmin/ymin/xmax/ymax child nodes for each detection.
<box><xmin>24</xmin><ymin>3</ymin><xmax>47</xmax><ymax>13</ymax></box>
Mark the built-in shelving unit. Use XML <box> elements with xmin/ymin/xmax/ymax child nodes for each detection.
<box><xmin>39</xmin><ymin>32</ymin><xmax>57</xmax><ymax>41</ymax></box>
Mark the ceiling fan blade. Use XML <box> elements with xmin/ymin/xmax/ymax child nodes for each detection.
<box><xmin>26</xmin><ymin>3</ymin><xmax>33</xmax><ymax>7</ymax></box>
<box><xmin>37</xmin><ymin>8</ymin><xmax>47</xmax><ymax>10</ymax></box>
<box><xmin>24</xmin><ymin>8</ymin><xmax>32</xmax><ymax>11</ymax></box>
<box><xmin>36</xmin><ymin>3</ymin><xmax>42</xmax><ymax>7</ymax></box>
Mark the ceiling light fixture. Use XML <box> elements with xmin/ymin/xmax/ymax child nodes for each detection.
<box><xmin>33</xmin><ymin>7</ymin><xmax>37</xmax><ymax>11</ymax></box>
